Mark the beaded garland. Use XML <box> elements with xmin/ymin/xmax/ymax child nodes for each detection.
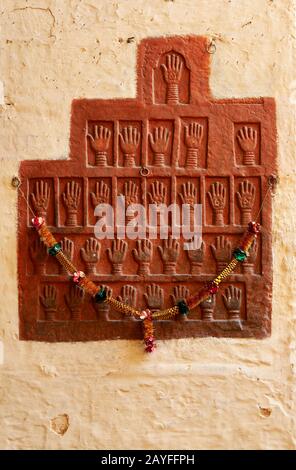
<box><xmin>32</xmin><ymin>215</ymin><xmax>260</xmax><ymax>352</ymax></box>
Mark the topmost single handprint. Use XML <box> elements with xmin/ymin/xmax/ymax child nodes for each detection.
<box><xmin>161</xmin><ymin>53</ymin><xmax>183</xmax><ymax>104</ymax></box>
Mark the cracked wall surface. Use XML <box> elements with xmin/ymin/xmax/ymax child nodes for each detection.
<box><xmin>0</xmin><ymin>0</ymin><xmax>295</xmax><ymax>450</ymax></box>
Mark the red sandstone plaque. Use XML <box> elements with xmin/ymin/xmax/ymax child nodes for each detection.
<box><xmin>18</xmin><ymin>36</ymin><xmax>277</xmax><ymax>342</ymax></box>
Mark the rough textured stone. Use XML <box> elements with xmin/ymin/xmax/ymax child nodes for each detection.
<box><xmin>0</xmin><ymin>0</ymin><xmax>295</xmax><ymax>450</ymax></box>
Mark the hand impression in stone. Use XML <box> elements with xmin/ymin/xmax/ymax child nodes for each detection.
<box><xmin>200</xmin><ymin>295</ymin><xmax>216</xmax><ymax>321</ymax></box>
<box><xmin>121</xmin><ymin>180</ymin><xmax>139</xmax><ymax>222</ymax></box>
<box><xmin>117</xmin><ymin>284</ymin><xmax>137</xmax><ymax>308</ymax></box>
<box><xmin>80</xmin><ymin>237</ymin><xmax>101</xmax><ymax>274</ymax></box>
<box><xmin>119</xmin><ymin>127</ymin><xmax>140</xmax><ymax>167</ymax></box>
<box><xmin>149</xmin><ymin>126</ymin><xmax>170</xmax><ymax>166</ymax></box>
<box><xmin>170</xmin><ymin>285</ymin><xmax>190</xmax><ymax>321</ymax></box>
<box><xmin>148</xmin><ymin>181</ymin><xmax>167</xmax><ymax>206</ymax></box>
<box><xmin>184</xmin><ymin>122</ymin><xmax>203</xmax><ymax>168</ymax></box>
<box><xmin>93</xmin><ymin>284</ymin><xmax>113</xmax><ymax>320</ymax></box>
<box><xmin>132</xmin><ymin>239</ymin><xmax>153</xmax><ymax>275</ymax></box>
<box><xmin>87</xmin><ymin>125</ymin><xmax>111</xmax><ymax>167</ymax></box>
<box><xmin>59</xmin><ymin>237</ymin><xmax>74</xmax><ymax>274</ymax></box>
<box><xmin>107</xmin><ymin>239</ymin><xmax>128</xmax><ymax>275</ymax></box>
<box><xmin>211</xmin><ymin>236</ymin><xmax>232</xmax><ymax>272</ymax></box>
<box><xmin>161</xmin><ymin>53</ymin><xmax>183</xmax><ymax>104</ymax></box>
<box><xmin>237</xmin><ymin>126</ymin><xmax>257</xmax><ymax>165</ymax></box>
<box><xmin>40</xmin><ymin>285</ymin><xmax>57</xmax><ymax>321</ymax></box>
<box><xmin>236</xmin><ymin>180</ymin><xmax>256</xmax><ymax>225</ymax></box>
<box><xmin>144</xmin><ymin>284</ymin><xmax>164</xmax><ymax>311</ymax></box>
<box><xmin>158</xmin><ymin>235</ymin><xmax>180</xmax><ymax>275</ymax></box>
<box><xmin>62</xmin><ymin>181</ymin><xmax>81</xmax><ymax>227</ymax></box>
<box><xmin>222</xmin><ymin>285</ymin><xmax>242</xmax><ymax>320</ymax></box>
<box><xmin>65</xmin><ymin>285</ymin><xmax>85</xmax><ymax>320</ymax></box>
<box><xmin>31</xmin><ymin>180</ymin><xmax>50</xmax><ymax>219</ymax></box>
<box><xmin>187</xmin><ymin>240</ymin><xmax>205</xmax><ymax>275</ymax></box>
<box><xmin>207</xmin><ymin>182</ymin><xmax>226</xmax><ymax>226</ymax></box>
<box><xmin>30</xmin><ymin>238</ymin><xmax>48</xmax><ymax>274</ymax></box>
<box><xmin>91</xmin><ymin>181</ymin><xmax>110</xmax><ymax>207</ymax></box>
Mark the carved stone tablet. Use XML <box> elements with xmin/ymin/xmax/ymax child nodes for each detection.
<box><xmin>18</xmin><ymin>36</ymin><xmax>277</xmax><ymax>341</ymax></box>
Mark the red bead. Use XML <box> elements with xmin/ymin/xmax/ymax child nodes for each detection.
<box><xmin>206</xmin><ymin>282</ymin><xmax>219</xmax><ymax>295</ymax></box>
<box><xmin>73</xmin><ymin>271</ymin><xmax>85</xmax><ymax>283</ymax></box>
<box><xmin>248</xmin><ymin>221</ymin><xmax>260</xmax><ymax>234</ymax></box>
<box><xmin>141</xmin><ymin>309</ymin><xmax>152</xmax><ymax>320</ymax></box>
<box><xmin>144</xmin><ymin>335</ymin><xmax>156</xmax><ymax>353</ymax></box>
<box><xmin>32</xmin><ymin>216</ymin><xmax>44</xmax><ymax>229</ymax></box>
<box><xmin>145</xmin><ymin>343</ymin><xmax>156</xmax><ymax>353</ymax></box>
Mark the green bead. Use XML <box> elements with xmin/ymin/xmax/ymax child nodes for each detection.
<box><xmin>95</xmin><ymin>287</ymin><xmax>107</xmax><ymax>303</ymax></box>
<box><xmin>48</xmin><ymin>243</ymin><xmax>61</xmax><ymax>256</ymax></box>
<box><xmin>233</xmin><ymin>248</ymin><xmax>247</xmax><ymax>262</ymax></box>
<box><xmin>177</xmin><ymin>300</ymin><xmax>189</xmax><ymax>316</ymax></box>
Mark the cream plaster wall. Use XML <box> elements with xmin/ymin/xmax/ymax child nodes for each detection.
<box><xmin>0</xmin><ymin>0</ymin><xmax>295</xmax><ymax>450</ymax></box>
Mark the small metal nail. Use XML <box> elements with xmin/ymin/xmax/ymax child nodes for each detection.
<box><xmin>11</xmin><ymin>176</ymin><xmax>21</xmax><ymax>188</ymax></box>
<box><xmin>140</xmin><ymin>166</ymin><xmax>150</xmax><ymax>177</ymax></box>
<box><xmin>206</xmin><ymin>40</ymin><xmax>216</xmax><ymax>54</ymax></box>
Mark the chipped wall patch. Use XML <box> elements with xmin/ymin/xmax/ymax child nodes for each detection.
<box><xmin>50</xmin><ymin>414</ymin><xmax>69</xmax><ymax>435</ymax></box>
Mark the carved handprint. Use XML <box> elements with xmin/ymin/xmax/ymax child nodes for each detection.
<box><xmin>132</xmin><ymin>239</ymin><xmax>153</xmax><ymax>275</ymax></box>
<box><xmin>59</xmin><ymin>238</ymin><xmax>74</xmax><ymax>275</ymax></box>
<box><xmin>120</xmin><ymin>180</ymin><xmax>139</xmax><ymax>222</ymax></box>
<box><xmin>117</xmin><ymin>285</ymin><xmax>137</xmax><ymax>308</ymax></box>
<box><xmin>90</xmin><ymin>181</ymin><xmax>110</xmax><ymax>207</ymax></box>
<box><xmin>65</xmin><ymin>285</ymin><xmax>85</xmax><ymax>321</ymax></box>
<box><xmin>200</xmin><ymin>295</ymin><xmax>216</xmax><ymax>321</ymax></box>
<box><xmin>170</xmin><ymin>286</ymin><xmax>190</xmax><ymax>321</ymax></box>
<box><xmin>87</xmin><ymin>125</ymin><xmax>111</xmax><ymax>167</ymax></box>
<box><xmin>30</xmin><ymin>180</ymin><xmax>50</xmax><ymax>219</ymax></box>
<box><xmin>148</xmin><ymin>181</ymin><xmax>167</xmax><ymax>206</ymax></box>
<box><xmin>107</xmin><ymin>239</ymin><xmax>128</xmax><ymax>275</ymax></box>
<box><xmin>149</xmin><ymin>126</ymin><xmax>170</xmax><ymax>166</ymax></box>
<box><xmin>93</xmin><ymin>284</ymin><xmax>112</xmax><ymax>320</ymax></box>
<box><xmin>29</xmin><ymin>238</ymin><xmax>48</xmax><ymax>274</ymax></box>
<box><xmin>237</xmin><ymin>126</ymin><xmax>257</xmax><ymax>165</ymax></box>
<box><xmin>80</xmin><ymin>237</ymin><xmax>101</xmax><ymax>274</ymax></box>
<box><xmin>211</xmin><ymin>236</ymin><xmax>232</xmax><ymax>272</ymax></box>
<box><xmin>161</xmin><ymin>54</ymin><xmax>183</xmax><ymax>84</ymax></box>
<box><xmin>158</xmin><ymin>236</ymin><xmax>180</xmax><ymax>275</ymax></box>
<box><xmin>170</xmin><ymin>285</ymin><xmax>190</xmax><ymax>304</ymax></box>
<box><xmin>40</xmin><ymin>285</ymin><xmax>57</xmax><ymax>321</ymax></box>
<box><xmin>179</xmin><ymin>182</ymin><xmax>198</xmax><ymax>230</ymax></box>
<box><xmin>185</xmin><ymin>122</ymin><xmax>203</xmax><ymax>149</ymax></box>
<box><xmin>184</xmin><ymin>122</ymin><xmax>203</xmax><ymax>168</ymax></box>
<box><xmin>242</xmin><ymin>238</ymin><xmax>258</xmax><ymax>274</ymax></box>
<box><xmin>236</xmin><ymin>180</ymin><xmax>256</xmax><ymax>225</ymax></box>
<box><xmin>222</xmin><ymin>285</ymin><xmax>242</xmax><ymax>320</ymax></box>
<box><xmin>207</xmin><ymin>182</ymin><xmax>226</xmax><ymax>226</ymax></box>
<box><xmin>161</xmin><ymin>53</ymin><xmax>183</xmax><ymax>104</ymax></box>
<box><xmin>187</xmin><ymin>240</ymin><xmax>205</xmax><ymax>275</ymax></box>
<box><xmin>170</xmin><ymin>285</ymin><xmax>190</xmax><ymax>322</ymax></box>
<box><xmin>123</xmin><ymin>180</ymin><xmax>139</xmax><ymax>206</ymax></box>
<box><xmin>62</xmin><ymin>181</ymin><xmax>81</xmax><ymax>226</ymax></box>
<box><xmin>119</xmin><ymin>126</ymin><xmax>140</xmax><ymax>167</ymax></box>
<box><xmin>179</xmin><ymin>182</ymin><xmax>197</xmax><ymax>209</ymax></box>
<box><xmin>144</xmin><ymin>284</ymin><xmax>164</xmax><ymax>311</ymax></box>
